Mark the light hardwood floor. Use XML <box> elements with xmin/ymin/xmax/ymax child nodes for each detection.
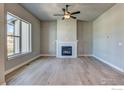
<box><xmin>6</xmin><ymin>56</ymin><xmax>124</xmax><ymax>85</ymax></box>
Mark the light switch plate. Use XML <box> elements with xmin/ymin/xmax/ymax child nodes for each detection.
<box><xmin>118</xmin><ymin>42</ymin><xmax>123</xmax><ymax>46</ymax></box>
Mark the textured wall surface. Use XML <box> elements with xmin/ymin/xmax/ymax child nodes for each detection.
<box><xmin>40</xmin><ymin>21</ymin><xmax>57</xmax><ymax>55</ymax></box>
<box><xmin>77</xmin><ymin>21</ymin><xmax>92</xmax><ymax>56</ymax></box>
<box><xmin>93</xmin><ymin>4</ymin><xmax>124</xmax><ymax>71</ymax></box>
<box><xmin>0</xmin><ymin>4</ymin><xmax>6</xmax><ymax>84</ymax></box>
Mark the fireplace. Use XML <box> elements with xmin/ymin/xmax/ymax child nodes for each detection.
<box><xmin>56</xmin><ymin>40</ymin><xmax>78</xmax><ymax>58</ymax></box>
<box><xmin>62</xmin><ymin>46</ymin><xmax>72</xmax><ymax>56</ymax></box>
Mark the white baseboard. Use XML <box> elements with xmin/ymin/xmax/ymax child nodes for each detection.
<box><xmin>41</xmin><ymin>54</ymin><xmax>55</xmax><ymax>57</ymax></box>
<box><xmin>93</xmin><ymin>55</ymin><xmax>124</xmax><ymax>72</ymax></box>
<box><xmin>5</xmin><ymin>55</ymin><xmax>41</xmax><ymax>75</ymax></box>
<box><xmin>56</xmin><ymin>55</ymin><xmax>78</xmax><ymax>58</ymax></box>
<box><xmin>78</xmin><ymin>54</ymin><xmax>93</xmax><ymax>57</ymax></box>
<box><xmin>41</xmin><ymin>54</ymin><xmax>93</xmax><ymax>57</ymax></box>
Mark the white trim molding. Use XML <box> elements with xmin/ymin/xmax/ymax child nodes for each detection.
<box><xmin>93</xmin><ymin>55</ymin><xmax>124</xmax><ymax>72</ymax></box>
<box><xmin>5</xmin><ymin>55</ymin><xmax>41</xmax><ymax>75</ymax></box>
<box><xmin>78</xmin><ymin>54</ymin><xmax>93</xmax><ymax>57</ymax></box>
<box><xmin>41</xmin><ymin>54</ymin><xmax>55</xmax><ymax>57</ymax></box>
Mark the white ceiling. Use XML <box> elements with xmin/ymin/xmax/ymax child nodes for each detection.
<box><xmin>20</xmin><ymin>3</ymin><xmax>115</xmax><ymax>21</ymax></box>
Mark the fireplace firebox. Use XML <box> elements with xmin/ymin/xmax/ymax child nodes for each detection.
<box><xmin>62</xmin><ymin>46</ymin><xmax>72</xmax><ymax>56</ymax></box>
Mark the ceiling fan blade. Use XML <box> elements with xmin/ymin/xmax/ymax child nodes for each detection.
<box><xmin>62</xmin><ymin>8</ymin><xmax>66</xmax><ymax>14</ymax></box>
<box><xmin>70</xmin><ymin>16</ymin><xmax>76</xmax><ymax>19</ymax></box>
<box><xmin>53</xmin><ymin>14</ymin><xmax>64</xmax><ymax>16</ymax></box>
<box><xmin>71</xmin><ymin>11</ymin><xmax>80</xmax><ymax>15</ymax></box>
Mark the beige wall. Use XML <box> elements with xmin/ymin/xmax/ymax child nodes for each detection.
<box><xmin>77</xmin><ymin>21</ymin><xmax>92</xmax><ymax>56</ymax></box>
<box><xmin>93</xmin><ymin>4</ymin><xmax>124</xmax><ymax>71</ymax></box>
<box><xmin>0</xmin><ymin>4</ymin><xmax>5</xmax><ymax>84</ymax></box>
<box><xmin>40</xmin><ymin>20</ymin><xmax>92</xmax><ymax>56</ymax></box>
<box><xmin>57</xmin><ymin>19</ymin><xmax>77</xmax><ymax>42</ymax></box>
<box><xmin>5</xmin><ymin>4</ymin><xmax>41</xmax><ymax>71</ymax></box>
<box><xmin>40</xmin><ymin>21</ymin><xmax>57</xmax><ymax>55</ymax></box>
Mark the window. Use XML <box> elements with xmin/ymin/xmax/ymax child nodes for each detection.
<box><xmin>7</xmin><ymin>12</ymin><xmax>32</xmax><ymax>57</ymax></box>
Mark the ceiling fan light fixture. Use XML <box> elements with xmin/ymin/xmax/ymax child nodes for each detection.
<box><xmin>64</xmin><ymin>14</ymin><xmax>70</xmax><ymax>19</ymax></box>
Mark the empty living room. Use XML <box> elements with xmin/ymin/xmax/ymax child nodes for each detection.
<box><xmin>0</xmin><ymin>2</ymin><xmax>124</xmax><ymax>88</ymax></box>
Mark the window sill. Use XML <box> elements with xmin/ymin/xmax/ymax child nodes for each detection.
<box><xmin>7</xmin><ymin>52</ymin><xmax>32</xmax><ymax>60</ymax></box>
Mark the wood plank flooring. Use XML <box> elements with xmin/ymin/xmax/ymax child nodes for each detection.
<box><xmin>6</xmin><ymin>56</ymin><xmax>124</xmax><ymax>85</ymax></box>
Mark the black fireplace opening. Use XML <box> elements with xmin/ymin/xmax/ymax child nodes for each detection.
<box><xmin>62</xmin><ymin>46</ymin><xmax>72</xmax><ymax>56</ymax></box>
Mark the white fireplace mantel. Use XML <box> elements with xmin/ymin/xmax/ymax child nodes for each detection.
<box><xmin>56</xmin><ymin>40</ymin><xmax>78</xmax><ymax>58</ymax></box>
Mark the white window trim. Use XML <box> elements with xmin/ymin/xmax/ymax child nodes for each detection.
<box><xmin>7</xmin><ymin>12</ymin><xmax>32</xmax><ymax>59</ymax></box>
